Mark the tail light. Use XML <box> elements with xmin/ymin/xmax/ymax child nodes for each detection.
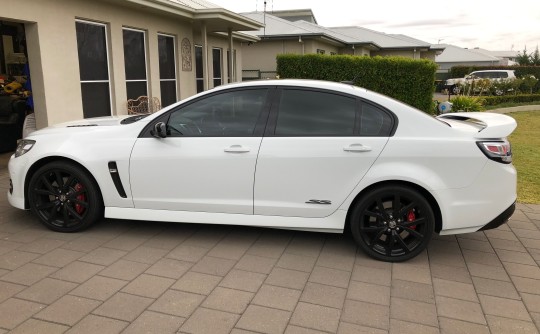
<box><xmin>476</xmin><ymin>140</ymin><xmax>512</xmax><ymax>164</ymax></box>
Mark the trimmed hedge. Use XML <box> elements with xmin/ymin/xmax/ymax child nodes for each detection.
<box><xmin>450</xmin><ymin>66</ymin><xmax>540</xmax><ymax>79</ymax></box>
<box><xmin>483</xmin><ymin>94</ymin><xmax>540</xmax><ymax>106</ymax></box>
<box><xmin>276</xmin><ymin>54</ymin><xmax>438</xmax><ymax>113</ymax></box>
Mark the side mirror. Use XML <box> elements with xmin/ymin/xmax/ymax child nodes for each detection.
<box><xmin>151</xmin><ymin>122</ymin><xmax>167</xmax><ymax>138</ymax></box>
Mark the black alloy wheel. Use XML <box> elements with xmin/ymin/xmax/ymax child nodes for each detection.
<box><xmin>351</xmin><ymin>185</ymin><xmax>434</xmax><ymax>262</ymax></box>
<box><xmin>28</xmin><ymin>161</ymin><xmax>103</xmax><ymax>232</ymax></box>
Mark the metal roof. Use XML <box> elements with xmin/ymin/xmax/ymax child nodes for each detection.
<box><xmin>240</xmin><ymin>12</ymin><xmax>435</xmax><ymax>50</ymax></box>
<box><xmin>435</xmin><ymin>44</ymin><xmax>500</xmax><ymax>63</ymax></box>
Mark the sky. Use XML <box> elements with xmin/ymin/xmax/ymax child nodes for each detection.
<box><xmin>209</xmin><ymin>0</ymin><xmax>540</xmax><ymax>52</ymax></box>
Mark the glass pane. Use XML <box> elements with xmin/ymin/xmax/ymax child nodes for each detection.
<box><xmin>168</xmin><ymin>89</ymin><xmax>268</xmax><ymax>136</ymax></box>
<box><xmin>213</xmin><ymin>79</ymin><xmax>221</xmax><ymax>88</ymax></box>
<box><xmin>158</xmin><ymin>35</ymin><xmax>176</xmax><ymax>80</ymax></box>
<box><xmin>195</xmin><ymin>46</ymin><xmax>203</xmax><ymax>78</ymax></box>
<box><xmin>212</xmin><ymin>48</ymin><xmax>221</xmax><ymax>79</ymax></box>
<box><xmin>275</xmin><ymin>90</ymin><xmax>356</xmax><ymax>136</ymax></box>
<box><xmin>126</xmin><ymin>81</ymin><xmax>148</xmax><ymax>100</ymax></box>
<box><xmin>76</xmin><ymin>22</ymin><xmax>109</xmax><ymax>81</ymax></box>
<box><xmin>160</xmin><ymin>81</ymin><xmax>177</xmax><ymax>107</ymax></box>
<box><xmin>81</xmin><ymin>82</ymin><xmax>111</xmax><ymax>118</ymax></box>
<box><xmin>196</xmin><ymin>79</ymin><xmax>204</xmax><ymax>93</ymax></box>
<box><xmin>360</xmin><ymin>103</ymin><xmax>393</xmax><ymax>136</ymax></box>
<box><xmin>123</xmin><ymin>29</ymin><xmax>146</xmax><ymax>80</ymax></box>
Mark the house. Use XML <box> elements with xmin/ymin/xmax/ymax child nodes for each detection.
<box><xmin>435</xmin><ymin>44</ymin><xmax>515</xmax><ymax>74</ymax></box>
<box><xmin>0</xmin><ymin>0</ymin><xmax>263</xmax><ymax>129</ymax></box>
<box><xmin>238</xmin><ymin>10</ymin><xmax>444</xmax><ymax>76</ymax></box>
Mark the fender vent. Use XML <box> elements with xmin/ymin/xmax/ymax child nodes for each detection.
<box><xmin>108</xmin><ymin>161</ymin><xmax>127</xmax><ymax>198</ymax></box>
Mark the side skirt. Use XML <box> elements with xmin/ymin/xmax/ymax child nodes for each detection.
<box><xmin>104</xmin><ymin>207</ymin><xmax>346</xmax><ymax>233</ymax></box>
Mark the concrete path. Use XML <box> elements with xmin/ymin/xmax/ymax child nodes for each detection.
<box><xmin>1</xmin><ymin>105</ymin><xmax>539</xmax><ymax>333</ymax></box>
<box><xmin>1</xmin><ymin>162</ymin><xmax>540</xmax><ymax>333</ymax></box>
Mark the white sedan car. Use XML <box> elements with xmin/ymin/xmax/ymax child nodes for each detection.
<box><xmin>8</xmin><ymin>80</ymin><xmax>517</xmax><ymax>262</ymax></box>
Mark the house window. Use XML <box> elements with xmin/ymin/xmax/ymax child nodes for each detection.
<box><xmin>227</xmin><ymin>49</ymin><xmax>237</xmax><ymax>83</ymax></box>
<box><xmin>317</xmin><ymin>49</ymin><xmax>325</xmax><ymax>55</ymax></box>
<box><xmin>75</xmin><ymin>20</ymin><xmax>112</xmax><ymax>118</ymax></box>
<box><xmin>195</xmin><ymin>45</ymin><xmax>203</xmax><ymax>93</ymax></box>
<box><xmin>212</xmin><ymin>47</ymin><xmax>222</xmax><ymax>87</ymax></box>
<box><xmin>158</xmin><ymin>34</ymin><xmax>177</xmax><ymax>107</ymax></box>
<box><xmin>123</xmin><ymin>28</ymin><xmax>147</xmax><ymax>100</ymax></box>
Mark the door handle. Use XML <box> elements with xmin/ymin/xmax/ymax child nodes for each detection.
<box><xmin>344</xmin><ymin>144</ymin><xmax>372</xmax><ymax>152</ymax></box>
<box><xmin>224</xmin><ymin>145</ymin><xmax>250</xmax><ymax>153</ymax></box>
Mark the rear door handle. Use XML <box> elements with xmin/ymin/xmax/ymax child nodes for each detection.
<box><xmin>344</xmin><ymin>144</ymin><xmax>372</xmax><ymax>152</ymax></box>
<box><xmin>224</xmin><ymin>145</ymin><xmax>250</xmax><ymax>153</ymax></box>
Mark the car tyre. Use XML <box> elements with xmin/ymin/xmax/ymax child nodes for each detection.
<box><xmin>451</xmin><ymin>85</ymin><xmax>461</xmax><ymax>95</ymax></box>
<box><xmin>28</xmin><ymin>161</ymin><xmax>103</xmax><ymax>232</ymax></box>
<box><xmin>350</xmin><ymin>185</ymin><xmax>434</xmax><ymax>262</ymax></box>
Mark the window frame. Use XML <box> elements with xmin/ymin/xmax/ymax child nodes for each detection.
<box><xmin>139</xmin><ymin>86</ymin><xmax>275</xmax><ymax>138</ymax></box>
<box><xmin>264</xmin><ymin>87</ymin><xmax>397</xmax><ymax>137</ymax></box>
<box><xmin>157</xmin><ymin>33</ymin><xmax>178</xmax><ymax>107</ymax></box>
<box><xmin>75</xmin><ymin>19</ymin><xmax>113</xmax><ymax>117</ymax></box>
<box><xmin>212</xmin><ymin>47</ymin><xmax>223</xmax><ymax>88</ymax></box>
<box><xmin>123</xmin><ymin>27</ymin><xmax>148</xmax><ymax>100</ymax></box>
<box><xmin>195</xmin><ymin>44</ymin><xmax>203</xmax><ymax>93</ymax></box>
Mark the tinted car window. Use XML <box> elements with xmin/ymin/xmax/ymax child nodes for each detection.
<box><xmin>275</xmin><ymin>89</ymin><xmax>356</xmax><ymax>136</ymax></box>
<box><xmin>359</xmin><ymin>103</ymin><xmax>394</xmax><ymax>136</ymax></box>
<box><xmin>167</xmin><ymin>89</ymin><xmax>268</xmax><ymax>136</ymax></box>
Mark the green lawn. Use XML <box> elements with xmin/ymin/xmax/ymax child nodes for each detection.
<box><xmin>508</xmin><ymin>111</ymin><xmax>540</xmax><ymax>204</ymax></box>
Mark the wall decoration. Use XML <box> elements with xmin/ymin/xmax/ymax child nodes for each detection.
<box><xmin>181</xmin><ymin>38</ymin><xmax>192</xmax><ymax>71</ymax></box>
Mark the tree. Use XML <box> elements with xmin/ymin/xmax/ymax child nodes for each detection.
<box><xmin>531</xmin><ymin>46</ymin><xmax>540</xmax><ymax>66</ymax></box>
<box><xmin>516</xmin><ymin>46</ymin><xmax>531</xmax><ymax>65</ymax></box>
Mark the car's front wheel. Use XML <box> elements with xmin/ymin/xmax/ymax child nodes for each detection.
<box><xmin>350</xmin><ymin>185</ymin><xmax>434</xmax><ymax>262</ymax></box>
<box><xmin>451</xmin><ymin>85</ymin><xmax>461</xmax><ymax>95</ymax></box>
<box><xmin>28</xmin><ymin>161</ymin><xmax>103</xmax><ymax>232</ymax></box>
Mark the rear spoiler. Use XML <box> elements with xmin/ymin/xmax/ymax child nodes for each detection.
<box><xmin>437</xmin><ymin>112</ymin><xmax>517</xmax><ymax>138</ymax></box>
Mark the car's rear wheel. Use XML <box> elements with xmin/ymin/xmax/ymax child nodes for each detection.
<box><xmin>350</xmin><ymin>185</ymin><xmax>434</xmax><ymax>262</ymax></box>
<box><xmin>28</xmin><ymin>161</ymin><xmax>103</xmax><ymax>232</ymax></box>
<box><xmin>451</xmin><ymin>85</ymin><xmax>461</xmax><ymax>95</ymax></box>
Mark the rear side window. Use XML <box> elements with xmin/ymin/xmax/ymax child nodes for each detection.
<box><xmin>275</xmin><ymin>89</ymin><xmax>356</xmax><ymax>136</ymax></box>
<box><xmin>359</xmin><ymin>103</ymin><xmax>394</xmax><ymax>136</ymax></box>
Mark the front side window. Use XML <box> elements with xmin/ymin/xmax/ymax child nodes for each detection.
<box><xmin>167</xmin><ymin>89</ymin><xmax>268</xmax><ymax>137</ymax></box>
<box><xmin>123</xmin><ymin>28</ymin><xmax>147</xmax><ymax>100</ymax></box>
<box><xmin>76</xmin><ymin>20</ymin><xmax>111</xmax><ymax>118</ymax></box>
<box><xmin>158</xmin><ymin>34</ymin><xmax>177</xmax><ymax>107</ymax></box>
<box><xmin>275</xmin><ymin>89</ymin><xmax>356</xmax><ymax>136</ymax></box>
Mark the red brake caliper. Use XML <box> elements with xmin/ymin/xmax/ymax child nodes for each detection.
<box><xmin>407</xmin><ymin>210</ymin><xmax>417</xmax><ymax>230</ymax></box>
<box><xmin>74</xmin><ymin>183</ymin><xmax>85</xmax><ymax>215</ymax></box>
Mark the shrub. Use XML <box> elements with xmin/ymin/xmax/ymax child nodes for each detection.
<box><xmin>276</xmin><ymin>54</ymin><xmax>438</xmax><ymax>113</ymax></box>
<box><xmin>449</xmin><ymin>96</ymin><xmax>485</xmax><ymax>112</ymax></box>
<box><xmin>482</xmin><ymin>94</ymin><xmax>540</xmax><ymax>106</ymax></box>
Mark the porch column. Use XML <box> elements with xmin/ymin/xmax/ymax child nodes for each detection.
<box><xmin>228</xmin><ymin>28</ymin><xmax>234</xmax><ymax>83</ymax></box>
<box><xmin>201</xmin><ymin>22</ymin><xmax>209</xmax><ymax>90</ymax></box>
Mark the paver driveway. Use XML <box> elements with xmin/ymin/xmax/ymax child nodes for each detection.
<box><xmin>1</xmin><ymin>157</ymin><xmax>540</xmax><ymax>333</ymax></box>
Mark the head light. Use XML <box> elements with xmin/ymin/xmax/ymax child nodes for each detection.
<box><xmin>15</xmin><ymin>139</ymin><xmax>36</xmax><ymax>157</ymax></box>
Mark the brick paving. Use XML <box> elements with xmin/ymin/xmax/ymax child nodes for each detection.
<box><xmin>1</xmin><ymin>157</ymin><xmax>540</xmax><ymax>333</ymax></box>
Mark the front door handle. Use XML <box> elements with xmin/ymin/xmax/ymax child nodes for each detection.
<box><xmin>224</xmin><ymin>145</ymin><xmax>250</xmax><ymax>153</ymax></box>
<box><xmin>344</xmin><ymin>144</ymin><xmax>372</xmax><ymax>152</ymax></box>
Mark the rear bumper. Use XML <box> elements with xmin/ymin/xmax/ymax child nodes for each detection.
<box><xmin>478</xmin><ymin>202</ymin><xmax>515</xmax><ymax>231</ymax></box>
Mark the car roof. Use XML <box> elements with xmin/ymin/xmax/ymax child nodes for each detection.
<box><xmin>472</xmin><ymin>70</ymin><xmax>513</xmax><ymax>73</ymax></box>
<box><xmin>212</xmin><ymin>79</ymin><xmax>368</xmax><ymax>94</ymax></box>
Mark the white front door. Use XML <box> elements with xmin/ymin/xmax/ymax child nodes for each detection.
<box><xmin>129</xmin><ymin>88</ymin><xmax>271</xmax><ymax>214</ymax></box>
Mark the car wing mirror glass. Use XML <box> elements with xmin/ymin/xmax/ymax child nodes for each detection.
<box><xmin>151</xmin><ymin>122</ymin><xmax>167</xmax><ymax>138</ymax></box>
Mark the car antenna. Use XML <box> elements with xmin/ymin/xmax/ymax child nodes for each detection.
<box><xmin>341</xmin><ymin>75</ymin><xmax>360</xmax><ymax>85</ymax></box>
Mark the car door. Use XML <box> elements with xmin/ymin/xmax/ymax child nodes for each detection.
<box><xmin>254</xmin><ymin>88</ymin><xmax>395</xmax><ymax>218</ymax></box>
<box><xmin>129</xmin><ymin>87</ymin><xmax>272</xmax><ymax>214</ymax></box>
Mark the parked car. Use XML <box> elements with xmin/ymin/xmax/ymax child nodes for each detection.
<box><xmin>7</xmin><ymin>80</ymin><xmax>517</xmax><ymax>262</ymax></box>
<box><xmin>444</xmin><ymin>70</ymin><xmax>516</xmax><ymax>95</ymax></box>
